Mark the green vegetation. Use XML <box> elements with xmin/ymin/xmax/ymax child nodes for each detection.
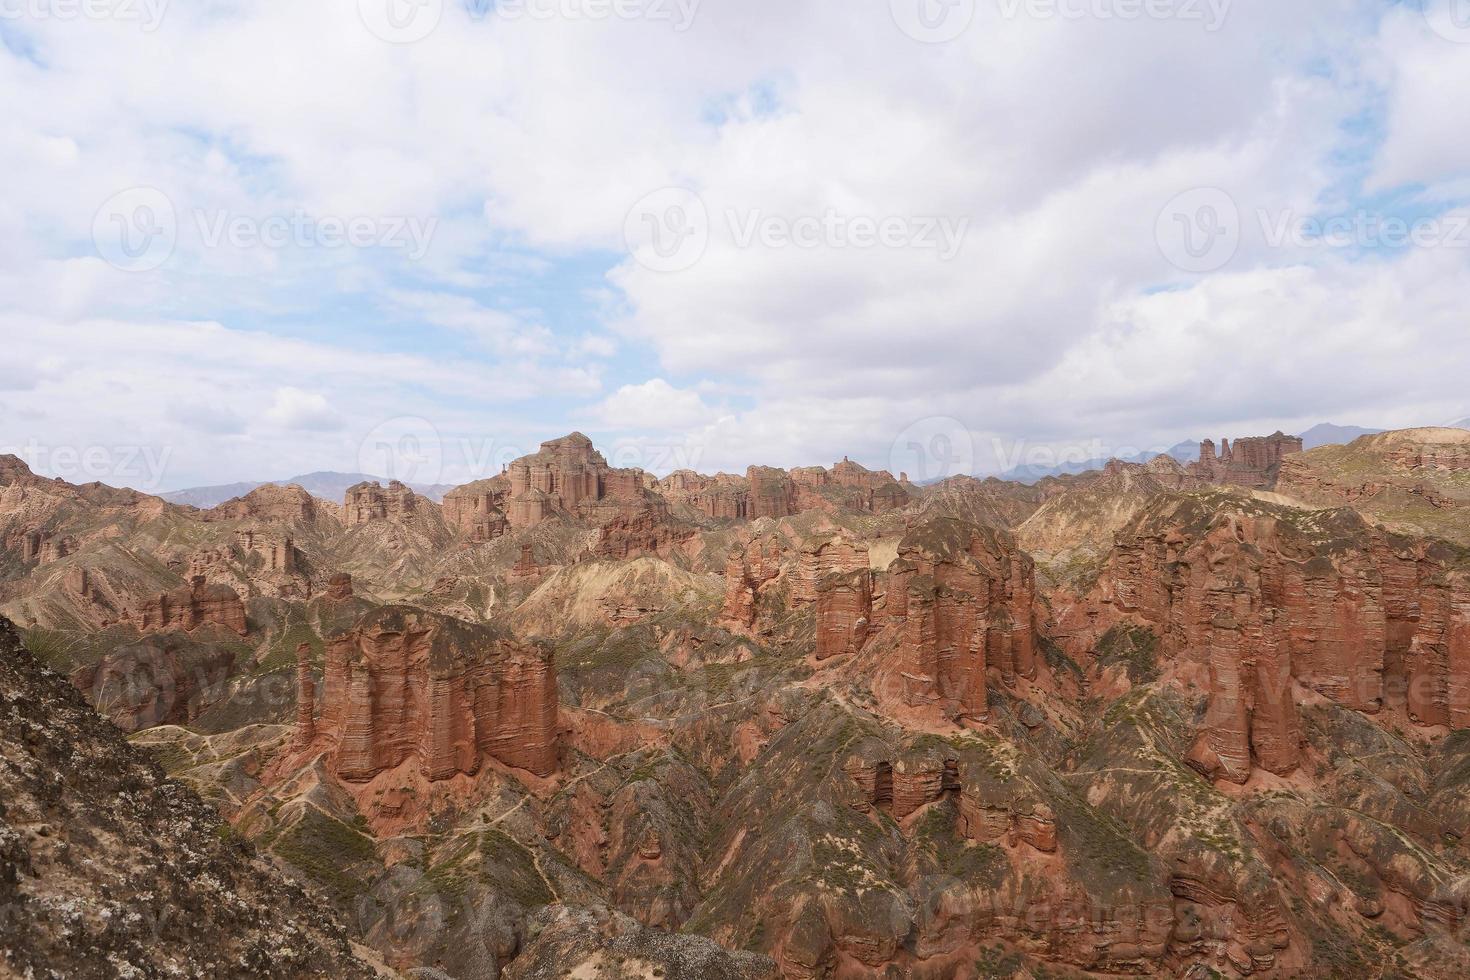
<box><xmin>1096</xmin><ymin>625</ymin><xmax>1160</xmax><ymax>684</ymax></box>
<box><xmin>267</xmin><ymin>808</ymin><xmax>379</xmax><ymax>905</ymax></box>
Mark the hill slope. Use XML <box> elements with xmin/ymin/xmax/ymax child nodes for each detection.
<box><xmin>0</xmin><ymin>615</ymin><xmax>383</xmax><ymax>979</ymax></box>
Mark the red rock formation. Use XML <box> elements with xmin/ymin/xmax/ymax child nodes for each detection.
<box><xmin>1071</xmin><ymin>492</ymin><xmax>1470</xmax><ymax>782</ymax></box>
<box><xmin>815</xmin><ymin>569</ymin><xmax>871</xmax><ymax>661</ymax></box>
<box><xmin>308</xmin><ymin>607</ymin><xmax>557</xmax><ymax>780</ymax></box>
<box><xmin>795</xmin><ymin>537</ymin><xmax>870</xmax><ymax>605</ymax></box>
<box><xmin>325</xmin><ymin>572</ymin><xmax>354</xmax><ymax>601</ymax></box>
<box><xmin>745</xmin><ymin>466</ymin><xmax>797</xmax><ymax>520</ymax></box>
<box><xmin>503</xmin><ymin>433</ymin><xmax>655</xmax><ymax>528</ymax></box>
<box><xmin>872</xmin><ymin>519</ymin><xmax>1038</xmax><ymax>725</ymax></box>
<box><xmin>442</xmin><ymin>478</ymin><xmax>510</xmax><ymax>542</ymax></box>
<box><xmin>1190</xmin><ymin>432</ymin><xmax>1302</xmax><ymax>489</ymax></box>
<box><xmin>718</xmin><ymin>535</ymin><xmax>787</xmax><ymax>631</ymax></box>
<box><xmin>658</xmin><ymin>471</ymin><xmax>751</xmax><ymax>521</ymax></box>
<box><xmin>593</xmin><ymin>507</ymin><xmax>696</xmax><ymax>561</ymax></box>
<box><xmin>206</xmin><ymin>484</ymin><xmax>320</xmax><ymax>524</ymax></box>
<box><xmin>137</xmin><ymin>576</ymin><xmax>247</xmax><ymax>635</ymax></box>
<box><xmin>294</xmin><ymin>642</ymin><xmax>316</xmax><ymax>747</ymax></box>
<box><xmin>509</xmin><ymin>543</ymin><xmax>543</xmax><ymax>584</ymax></box>
<box><xmin>344</xmin><ymin>480</ymin><xmax>424</xmax><ymax>526</ymax></box>
<box><xmin>233</xmin><ymin>529</ymin><xmax>297</xmax><ymax>574</ymax></box>
<box><xmin>793</xmin><ymin>458</ymin><xmax>911</xmax><ymax>513</ymax></box>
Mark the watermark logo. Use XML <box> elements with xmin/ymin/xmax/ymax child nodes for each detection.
<box><xmin>625</xmin><ymin>189</ymin><xmax>970</xmax><ymax>272</ymax></box>
<box><xmin>93</xmin><ymin>187</ymin><xmax>177</xmax><ymax>273</ymax></box>
<box><xmin>358</xmin><ymin>416</ymin><xmax>444</xmax><ymax>486</ymax></box>
<box><xmin>1258</xmin><ymin>208</ymin><xmax>1470</xmax><ymax>251</ymax></box>
<box><xmin>996</xmin><ymin>0</ymin><xmax>1231</xmax><ymax>31</ymax></box>
<box><xmin>5</xmin><ymin>440</ymin><xmax>174</xmax><ymax>490</ymax></box>
<box><xmin>0</xmin><ymin>0</ymin><xmax>169</xmax><ymax>31</ymax></box>
<box><xmin>491</xmin><ymin>0</ymin><xmax>702</xmax><ymax>30</ymax></box>
<box><xmin>727</xmin><ymin>209</ymin><xmax>969</xmax><ymax>260</ymax></box>
<box><xmin>358</xmin><ymin>0</ymin><xmax>442</xmax><ymax>43</ymax></box>
<box><xmin>890</xmin><ymin>0</ymin><xmax>976</xmax><ymax>43</ymax></box>
<box><xmin>1424</xmin><ymin>0</ymin><xmax>1470</xmax><ymax>43</ymax></box>
<box><xmin>625</xmin><ymin>187</ymin><xmax>710</xmax><ymax>273</ymax></box>
<box><xmin>1156</xmin><ymin>186</ymin><xmax>1239</xmax><ymax>273</ymax></box>
<box><xmin>193</xmin><ymin>208</ymin><xmax>437</xmax><ymax>260</ymax></box>
<box><xmin>889</xmin><ymin>417</ymin><xmax>976</xmax><ymax>483</ymax></box>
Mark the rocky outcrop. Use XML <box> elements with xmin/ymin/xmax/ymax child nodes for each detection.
<box><xmin>659</xmin><ymin>470</ymin><xmax>751</xmax><ymax>520</ymax></box>
<box><xmin>594</xmin><ymin>506</ymin><xmax>697</xmax><ymax>561</ymax></box>
<box><xmin>344</xmin><ymin>479</ymin><xmax>426</xmax><ymax>526</ymax></box>
<box><xmin>325</xmin><ymin>571</ymin><xmax>354</xmax><ymax>601</ymax></box>
<box><xmin>137</xmin><ymin>575</ymin><xmax>247</xmax><ymax>635</ymax></box>
<box><xmin>442</xmin><ymin>477</ymin><xmax>510</xmax><ymax>542</ymax></box>
<box><xmin>307</xmin><ymin>607</ymin><xmax>558</xmax><ymax>780</ymax></box>
<box><xmin>0</xmin><ymin>617</ymin><xmax>378</xmax><ymax>979</ymax></box>
<box><xmin>746</xmin><ymin>466</ymin><xmax>797</xmax><ymax>520</ymax></box>
<box><xmin>1277</xmin><ymin>428</ymin><xmax>1470</xmax><ymax>546</ymax></box>
<box><xmin>1071</xmin><ymin>490</ymin><xmax>1470</xmax><ymax>782</ymax></box>
<box><xmin>504</xmin><ymin>432</ymin><xmax>655</xmax><ymax>528</ymax></box>
<box><xmin>718</xmin><ymin>534</ymin><xmax>787</xmax><ymax>631</ymax></box>
<box><xmin>794</xmin><ymin>536</ymin><xmax>869</xmax><ymax>605</ymax></box>
<box><xmin>873</xmin><ymin>518</ymin><xmax>1038</xmax><ymax>725</ymax></box>
<box><xmin>72</xmin><ymin>634</ymin><xmax>238</xmax><ymax>732</ymax></box>
<box><xmin>815</xmin><ymin>569</ymin><xmax>871</xmax><ymax>661</ymax></box>
<box><xmin>1190</xmin><ymin>431</ymin><xmax>1302</xmax><ymax>489</ymax></box>
<box><xmin>206</xmin><ymin>483</ymin><xmax>320</xmax><ymax>524</ymax></box>
<box><xmin>792</xmin><ymin>457</ymin><xmax>911</xmax><ymax>513</ymax></box>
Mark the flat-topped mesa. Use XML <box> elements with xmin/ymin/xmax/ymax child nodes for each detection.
<box><xmin>1078</xmin><ymin>490</ymin><xmax>1470</xmax><ymax>783</ymax></box>
<box><xmin>137</xmin><ymin>575</ymin><xmax>247</xmax><ymax>635</ymax></box>
<box><xmin>206</xmin><ymin>483</ymin><xmax>320</xmax><ymax>525</ymax></box>
<box><xmin>442</xmin><ymin>477</ymin><xmax>510</xmax><ymax>541</ymax></box>
<box><xmin>745</xmin><ymin>465</ymin><xmax>797</xmax><ymax>520</ymax></box>
<box><xmin>875</xmin><ymin>518</ymin><xmax>1038</xmax><ymax>725</ymax></box>
<box><xmin>1191</xmin><ymin>431</ymin><xmax>1303</xmax><ymax>489</ymax></box>
<box><xmin>503</xmin><ymin>432</ymin><xmax>657</xmax><ymax>528</ymax></box>
<box><xmin>344</xmin><ymin>480</ymin><xmax>424</xmax><ymax>526</ymax></box>
<box><xmin>307</xmin><ymin>607</ymin><xmax>558</xmax><ymax>780</ymax></box>
<box><xmin>793</xmin><ymin>457</ymin><xmax>912</xmax><ymax>513</ymax></box>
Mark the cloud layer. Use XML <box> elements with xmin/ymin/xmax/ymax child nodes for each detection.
<box><xmin>1</xmin><ymin>0</ymin><xmax>1467</xmax><ymax>487</ymax></box>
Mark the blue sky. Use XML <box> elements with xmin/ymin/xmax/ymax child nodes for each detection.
<box><xmin>1</xmin><ymin>0</ymin><xmax>1468</xmax><ymax>492</ymax></box>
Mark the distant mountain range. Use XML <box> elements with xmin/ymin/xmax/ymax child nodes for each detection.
<box><xmin>160</xmin><ymin>471</ymin><xmax>454</xmax><ymax>508</ymax></box>
<box><xmin>1001</xmin><ymin>423</ymin><xmax>1387</xmax><ymax>483</ymax></box>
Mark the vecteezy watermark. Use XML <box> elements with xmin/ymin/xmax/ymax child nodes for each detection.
<box><xmin>193</xmin><ymin>208</ymin><xmax>438</xmax><ymax>260</ymax></box>
<box><xmin>0</xmin><ymin>0</ymin><xmax>169</xmax><ymax>31</ymax></box>
<box><xmin>1157</xmin><ymin>187</ymin><xmax>1470</xmax><ymax>273</ymax></box>
<box><xmin>995</xmin><ymin>0</ymin><xmax>1231</xmax><ymax>31</ymax></box>
<box><xmin>1424</xmin><ymin>0</ymin><xmax>1470</xmax><ymax>44</ymax></box>
<box><xmin>93</xmin><ymin>187</ymin><xmax>178</xmax><ymax>273</ymax></box>
<box><xmin>357</xmin><ymin>0</ymin><xmax>443</xmax><ymax>43</ymax></box>
<box><xmin>889</xmin><ymin>417</ymin><xmax>977</xmax><ymax>484</ymax></box>
<box><xmin>92</xmin><ymin>188</ymin><xmax>439</xmax><ymax>272</ymax></box>
<box><xmin>487</xmin><ymin>0</ymin><xmax>702</xmax><ymax>31</ymax></box>
<box><xmin>890</xmin><ymin>0</ymin><xmax>976</xmax><ymax>43</ymax></box>
<box><xmin>726</xmin><ymin>209</ymin><xmax>969</xmax><ymax>260</ymax></box>
<box><xmin>3</xmin><ymin>440</ymin><xmax>174</xmax><ymax>490</ymax></box>
<box><xmin>359</xmin><ymin>416</ymin><xmax>445</xmax><ymax>486</ymax></box>
<box><xmin>1258</xmin><ymin>208</ymin><xmax>1470</xmax><ymax>252</ymax></box>
<box><xmin>1155</xmin><ymin>187</ymin><xmax>1240</xmax><ymax>273</ymax></box>
<box><xmin>624</xmin><ymin>188</ymin><xmax>969</xmax><ymax>273</ymax></box>
<box><xmin>624</xmin><ymin>187</ymin><xmax>711</xmax><ymax>273</ymax></box>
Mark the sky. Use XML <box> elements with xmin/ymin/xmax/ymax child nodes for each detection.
<box><xmin>1</xmin><ymin>0</ymin><xmax>1469</xmax><ymax>492</ymax></box>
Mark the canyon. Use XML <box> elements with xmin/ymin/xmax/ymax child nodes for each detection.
<box><xmin>4</xmin><ymin>427</ymin><xmax>1470</xmax><ymax>979</ymax></box>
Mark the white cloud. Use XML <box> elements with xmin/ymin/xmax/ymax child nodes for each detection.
<box><xmin>1</xmin><ymin>0</ymin><xmax>1466</xmax><ymax>481</ymax></box>
<box><xmin>591</xmin><ymin>378</ymin><xmax>717</xmax><ymax>431</ymax></box>
<box><xmin>264</xmin><ymin>387</ymin><xmax>345</xmax><ymax>432</ymax></box>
